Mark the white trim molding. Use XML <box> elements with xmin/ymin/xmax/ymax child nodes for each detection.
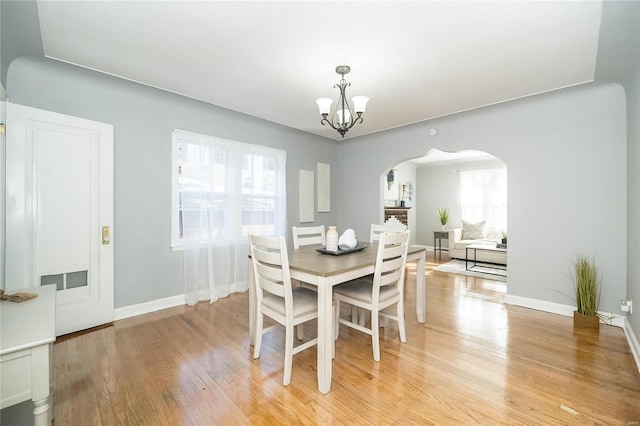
<box><xmin>504</xmin><ymin>295</ymin><xmax>626</xmax><ymax>327</ymax></box>
<box><xmin>114</xmin><ymin>288</ymin><xmax>250</xmax><ymax>321</ymax></box>
<box><xmin>623</xmin><ymin>317</ymin><xmax>640</xmax><ymax>373</ymax></box>
<box><xmin>114</xmin><ymin>294</ymin><xmax>186</xmax><ymax>321</ymax></box>
<box><xmin>504</xmin><ymin>295</ymin><xmax>575</xmax><ymax>317</ymax></box>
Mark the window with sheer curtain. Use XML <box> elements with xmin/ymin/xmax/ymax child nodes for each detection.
<box><xmin>172</xmin><ymin>130</ymin><xmax>287</xmax><ymax>305</ymax></box>
<box><xmin>459</xmin><ymin>168</ymin><xmax>507</xmax><ymax>232</ymax></box>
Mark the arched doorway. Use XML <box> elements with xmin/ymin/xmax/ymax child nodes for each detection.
<box><xmin>380</xmin><ymin>148</ymin><xmax>508</xmax><ymax>282</ymax></box>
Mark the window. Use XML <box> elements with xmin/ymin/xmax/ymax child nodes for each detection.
<box><xmin>171</xmin><ymin>130</ymin><xmax>286</xmax><ymax>248</ymax></box>
<box><xmin>459</xmin><ymin>168</ymin><xmax>507</xmax><ymax>232</ymax></box>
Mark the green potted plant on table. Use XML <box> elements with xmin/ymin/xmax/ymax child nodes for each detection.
<box><xmin>572</xmin><ymin>255</ymin><xmax>601</xmax><ymax>331</ymax></box>
<box><xmin>436</xmin><ymin>207</ymin><xmax>449</xmax><ymax>231</ymax></box>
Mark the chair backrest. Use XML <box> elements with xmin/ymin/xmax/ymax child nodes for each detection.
<box><xmin>292</xmin><ymin>225</ymin><xmax>325</xmax><ymax>249</ymax></box>
<box><xmin>370</xmin><ymin>222</ymin><xmax>407</xmax><ymax>243</ymax></box>
<box><xmin>372</xmin><ymin>231</ymin><xmax>410</xmax><ymax>293</ymax></box>
<box><xmin>249</xmin><ymin>234</ymin><xmax>293</xmax><ymax>311</ymax></box>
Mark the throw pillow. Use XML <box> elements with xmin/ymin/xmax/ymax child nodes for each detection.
<box><xmin>462</xmin><ymin>220</ymin><xmax>486</xmax><ymax>240</ymax></box>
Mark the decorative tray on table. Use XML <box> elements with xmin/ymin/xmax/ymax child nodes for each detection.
<box><xmin>316</xmin><ymin>244</ymin><xmax>367</xmax><ymax>256</ymax></box>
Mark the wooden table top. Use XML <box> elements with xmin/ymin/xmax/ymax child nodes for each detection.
<box><xmin>287</xmin><ymin>242</ymin><xmax>425</xmax><ymax>277</ymax></box>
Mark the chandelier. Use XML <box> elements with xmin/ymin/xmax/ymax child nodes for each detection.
<box><xmin>316</xmin><ymin>65</ymin><xmax>369</xmax><ymax>138</ymax></box>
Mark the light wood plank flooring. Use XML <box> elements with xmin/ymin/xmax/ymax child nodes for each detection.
<box><xmin>44</xmin><ymin>254</ymin><xmax>640</xmax><ymax>424</ymax></box>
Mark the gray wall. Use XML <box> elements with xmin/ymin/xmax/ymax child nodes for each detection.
<box><xmin>595</xmin><ymin>0</ymin><xmax>640</xmax><ymax>347</ymax></box>
<box><xmin>337</xmin><ymin>83</ymin><xmax>627</xmax><ymax>315</ymax></box>
<box><xmin>415</xmin><ymin>158</ymin><xmax>506</xmax><ymax>248</ymax></box>
<box><xmin>0</xmin><ymin>0</ymin><xmax>42</xmax><ymax>292</ymax></box>
<box><xmin>0</xmin><ymin>0</ymin><xmax>43</xmax><ymax>90</ymax></box>
<box><xmin>6</xmin><ymin>56</ymin><xmax>338</xmax><ymax>308</ymax></box>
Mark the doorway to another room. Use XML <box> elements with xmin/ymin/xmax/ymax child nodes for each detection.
<box><xmin>381</xmin><ymin>149</ymin><xmax>508</xmax><ymax>287</ymax></box>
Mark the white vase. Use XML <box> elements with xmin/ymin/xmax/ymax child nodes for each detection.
<box><xmin>442</xmin><ymin>224</ymin><xmax>450</xmax><ymax>231</ymax></box>
<box><xmin>326</xmin><ymin>226</ymin><xmax>339</xmax><ymax>252</ymax></box>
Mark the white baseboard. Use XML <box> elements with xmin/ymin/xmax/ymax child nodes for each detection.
<box><xmin>114</xmin><ymin>294</ymin><xmax>186</xmax><ymax>321</ymax></box>
<box><xmin>504</xmin><ymin>294</ymin><xmax>639</xmax><ymax>371</ymax></box>
<box><xmin>504</xmin><ymin>295</ymin><xmax>575</xmax><ymax>317</ymax></box>
<box><xmin>623</xmin><ymin>317</ymin><xmax>640</xmax><ymax>373</ymax></box>
<box><xmin>503</xmin><ymin>295</ymin><xmax>626</xmax><ymax>327</ymax></box>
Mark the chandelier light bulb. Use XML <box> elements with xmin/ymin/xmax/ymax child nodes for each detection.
<box><xmin>352</xmin><ymin>96</ymin><xmax>369</xmax><ymax>114</ymax></box>
<box><xmin>336</xmin><ymin>109</ymin><xmax>351</xmax><ymax>125</ymax></box>
<box><xmin>316</xmin><ymin>98</ymin><xmax>333</xmax><ymax>116</ymax></box>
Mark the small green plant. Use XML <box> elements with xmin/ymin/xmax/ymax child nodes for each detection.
<box><xmin>435</xmin><ymin>207</ymin><xmax>449</xmax><ymax>226</ymax></box>
<box><xmin>573</xmin><ymin>255</ymin><xmax>600</xmax><ymax>316</ymax></box>
<box><xmin>501</xmin><ymin>231</ymin><xmax>508</xmax><ymax>240</ymax></box>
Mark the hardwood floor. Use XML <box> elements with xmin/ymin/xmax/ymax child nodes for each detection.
<box><xmin>49</xmin><ymin>253</ymin><xmax>640</xmax><ymax>425</ymax></box>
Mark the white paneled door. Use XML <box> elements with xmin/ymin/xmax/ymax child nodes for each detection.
<box><xmin>5</xmin><ymin>103</ymin><xmax>114</xmax><ymax>336</ymax></box>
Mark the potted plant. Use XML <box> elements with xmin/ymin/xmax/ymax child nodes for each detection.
<box><xmin>501</xmin><ymin>232</ymin><xmax>507</xmax><ymax>244</ymax></box>
<box><xmin>572</xmin><ymin>255</ymin><xmax>601</xmax><ymax>331</ymax></box>
<box><xmin>435</xmin><ymin>207</ymin><xmax>449</xmax><ymax>231</ymax></box>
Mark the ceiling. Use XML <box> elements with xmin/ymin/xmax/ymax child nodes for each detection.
<box><xmin>35</xmin><ymin>1</ymin><xmax>603</xmax><ymax>141</ymax></box>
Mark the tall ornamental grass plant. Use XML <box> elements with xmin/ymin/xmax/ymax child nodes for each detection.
<box><xmin>573</xmin><ymin>255</ymin><xmax>600</xmax><ymax>317</ymax></box>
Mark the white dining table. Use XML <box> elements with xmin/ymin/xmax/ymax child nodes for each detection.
<box><xmin>248</xmin><ymin>242</ymin><xmax>426</xmax><ymax>394</ymax></box>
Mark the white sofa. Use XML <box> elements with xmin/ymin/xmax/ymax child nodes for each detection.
<box><xmin>447</xmin><ymin>228</ymin><xmax>507</xmax><ymax>265</ymax></box>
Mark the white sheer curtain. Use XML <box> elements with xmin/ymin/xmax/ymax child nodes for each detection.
<box><xmin>459</xmin><ymin>168</ymin><xmax>507</xmax><ymax>232</ymax></box>
<box><xmin>175</xmin><ymin>130</ymin><xmax>287</xmax><ymax>306</ymax></box>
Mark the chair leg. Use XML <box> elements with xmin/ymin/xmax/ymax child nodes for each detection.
<box><xmin>335</xmin><ymin>300</ymin><xmax>341</xmax><ymax>339</ymax></box>
<box><xmin>283</xmin><ymin>323</ymin><xmax>294</xmax><ymax>386</ymax></box>
<box><xmin>398</xmin><ymin>300</ymin><xmax>407</xmax><ymax>343</ymax></box>
<box><xmin>372</xmin><ymin>309</ymin><xmax>380</xmax><ymax>362</ymax></box>
<box><xmin>332</xmin><ymin>303</ymin><xmax>337</xmax><ymax>359</ymax></box>
<box><xmin>296</xmin><ymin>324</ymin><xmax>304</xmax><ymax>341</ymax></box>
<box><xmin>253</xmin><ymin>313</ymin><xmax>263</xmax><ymax>359</ymax></box>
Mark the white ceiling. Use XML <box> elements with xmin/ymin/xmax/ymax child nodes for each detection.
<box><xmin>35</xmin><ymin>1</ymin><xmax>603</xmax><ymax>141</ymax></box>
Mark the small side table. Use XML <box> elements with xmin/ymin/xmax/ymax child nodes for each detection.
<box><xmin>1</xmin><ymin>285</ymin><xmax>56</xmax><ymax>426</ymax></box>
<box><xmin>433</xmin><ymin>231</ymin><xmax>449</xmax><ymax>258</ymax></box>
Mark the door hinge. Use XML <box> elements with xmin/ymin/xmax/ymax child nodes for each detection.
<box><xmin>0</xmin><ymin>123</ymin><xmax>5</xmax><ymax>135</ymax></box>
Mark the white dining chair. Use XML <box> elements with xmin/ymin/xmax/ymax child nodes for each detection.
<box><xmin>249</xmin><ymin>233</ymin><xmax>329</xmax><ymax>386</ymax></box>
<box><xmin>292</xmin><ymin>225</ymin><xmax>343</xmax><ymax>339</ymax></box>
<box><xmin>348</xmin><ymin>221</ymin><xmax>408</xmax><ymax>326</ymax></box>
<box><xmin>293</xmin><ymin>224</ymin><xmax>363</xmax><ymax>329</ymax></box>
<box><xmin>334</xmin><ymin>231</ymin><xmax>410</xmax><ymax>361</ymax></box>
<box><xmin>292</xmin><ymin>225</ymin><xmax>325</xmax><ymax>249</ymax></box>
<box><xmin>369</xmin><ymin>221</ymin><xmax>407</xmax><ymax>243</ymax></box>
<box><xmin>291</xmin><ymin>225</ymin><xmax>324</xmax><ymax>318</ymax></box>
